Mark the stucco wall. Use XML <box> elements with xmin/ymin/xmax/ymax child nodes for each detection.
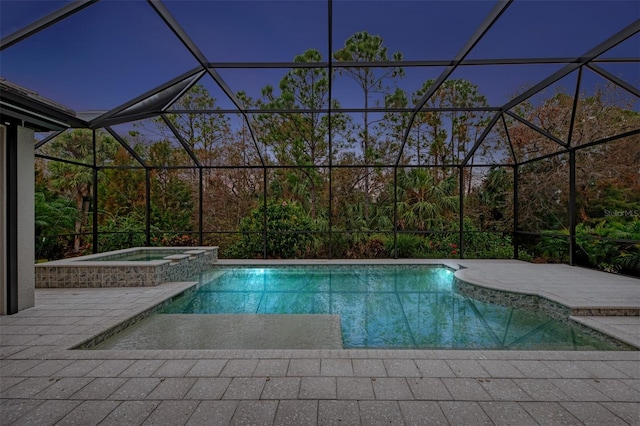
<box><xmin>17</xmin><ymin>126</ymin><xmax>35</xmax><ymax>311</ymax></box>
<box><xmin>1</xmin><ymin>124</ymin><xmax>36</xmax><ymax>314</ymax></box>
<box><xmin>0</xmin><ymin>125</ymin><xmax>5</xmax><ymax>314</ymax></box>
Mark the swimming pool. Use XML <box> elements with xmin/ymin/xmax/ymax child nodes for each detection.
<box><xmin>97</xmin><ymin>265</ymin><xmax>619</xmax><ymax>350</ymax></box>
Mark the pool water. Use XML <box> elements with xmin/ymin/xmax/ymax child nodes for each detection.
<box><xmin>160</xmin><ymin>266</ymin><xmax>616</xmax><ymax>350</ymax></box>
<box><xmin>84</xmin><ymin>249</ymin><xmax>185</xmax><ymax>262</ymax></box>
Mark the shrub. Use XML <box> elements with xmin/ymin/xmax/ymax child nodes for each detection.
<box><xmin>230</xmin><ymin>199</ymin><xmax>317</xmax><ymax>258</ymax></box>
<box><xmin>536</xmin><ymin>219</ymin><xmax>640</xmax><ymax>276</ymax></box>
<box><xmin>98</xmin><ymin>215</ymin><xmax>148</xmax><ymax>252</ymax></box>
<box><xmin>364</xmin><ymin>237</ymin><xmax>386</xmax><ymax>258</ymax></box>
<box><xmin>153</xmin><ymin>234</ymin><xmax>199</xmax><ymax>247</ymax></box>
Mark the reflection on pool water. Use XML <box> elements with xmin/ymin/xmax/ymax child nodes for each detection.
<box><xmin>156</xmin><ymin>266</ymin><xmax>616</xmax><ymax>350</ymax></box>
<box><xmin>80</xmin><ymin>249</ymin><xmax>186</xmax><ymax>262</ymax></box>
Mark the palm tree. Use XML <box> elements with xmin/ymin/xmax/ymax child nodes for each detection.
<box><xmin>394</xmin><ymin>169</ymin><xmax>458</xmax><ymax>231</ymax></box>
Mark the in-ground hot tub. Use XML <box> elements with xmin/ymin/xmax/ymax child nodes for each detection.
<box><xmin>35</xmin><ymin>247</ymin><xmax>218</xmax><ymax>288</ymax></box>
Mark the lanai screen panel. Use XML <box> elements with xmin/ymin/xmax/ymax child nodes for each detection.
<box><xmin>1</xmin><ymin>0</ymin><xmax>638</xmax><ymax>268</ymax></box>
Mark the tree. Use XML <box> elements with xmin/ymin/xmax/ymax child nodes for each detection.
<box><xmin>230</xmin><ymin>199</ymin><xmax>317</xmax><ymax>258</ymax></box>
<box><xmin>257</xmin><ymin>49</ymin><xmax>349</xmax><ymax>219</ymax></box>
<box><xmin>334</xmin><ymin>31</ymin><xmax>403</xmax><ymax>219</ymax></box>
<box><xmin>469</xmin><ymin>166</ymin><xmax>513</xmax><ymax>232</ymax></box>
<box><xmin>148</xmin><ymin>141</ymin><xmax>194</xmax><ymax>234</ymax></box>
<box><xmin>163</xmin><ymin>84</ymin><xmax>231</xmax><ymax>168</ymax></box>
<box><xmin>508</xmin><ymin>87</ymin><xmax>640</xmax><ymax>232</ymax></box>
<box><xmin>413</xmin><ymin>79</ymin><xmax>491</xmax><ymax>182</ymax></box>
<box><xmin>153</xmin><ymin>83</ymin><xmax>233</xmax><ymax>227</ymax></box>
<box><xmin>380</xmin><ymin>88</ymin><xmax>411</xmax><ymax>162</ymax></box>
<box><xmin>394</xmin><ymin>168</ymin><xmax>458</xmax><ymax>231</ymax></box>
<box><xmin>200</xmin><ymin>93</ymin><xmax>263</xmax><ymax>249</ymax></box>
<box><xmin>38</xmin><ymin>129</ymin><xmax>118</xmax><ymax>253</ymax></box>
<box><xmin>34</xmin><ymin>191</ymin><xmax>77</xmax><ymax>259</ymax></box>
<box><xmin>99</xmin><ymin>146</ymin><xmax>146</xmax><ymax>219</ymax></box>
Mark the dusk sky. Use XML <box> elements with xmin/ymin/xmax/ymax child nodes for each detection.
<box><xmin>1</xmin><ymin>0</ymin><xmax>638</xmax><ymax>113</ymax></box>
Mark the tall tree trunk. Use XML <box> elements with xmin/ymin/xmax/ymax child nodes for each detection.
<box><xmin>73</xmin><ymin>193</ymin><xmax>83</xmax><ymax>253</ymax></box>
<box><xmin>73</xmin><ymin>187</ymin><xmax>90</xmax><ymax>253</ymax></box>
<box><xmin>363</xmin><ymin>88</ymin><xmax>370</xmax><ymax>221</ymax></box>
<box><xmin>310</xmin><ymin>181</ymin><xmax>317</xmax><ymax>220</ymax></box>
<box><xmin>467</xmin><ymin>156</ymin><xmax>475</xmax><ymax>195</ymax></box>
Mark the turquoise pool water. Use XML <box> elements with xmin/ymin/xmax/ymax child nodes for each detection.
<box><xmin>160</xmin><ymin>266</ymin><xmax>616</xmax><ymax>350</ymax></box>
<box><xmin>82</xmin><ymin>249</ymin><xmax>185</xmax><ymax>262</ymax></box>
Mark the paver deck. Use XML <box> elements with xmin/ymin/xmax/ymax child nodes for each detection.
<box><xmin>1</xmin><ymin>260</ymin><xmax>639</xmax><ymax>425</ymax></box>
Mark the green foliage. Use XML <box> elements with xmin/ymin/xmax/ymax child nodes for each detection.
<box><xmin>577</xmin><ymin>220</ymin><xmax>640</xmax><ymax>275</ymax></box>
<box><xmin>230</xmin><ymin>199</ymin><xmax>317</xmax><ymax>258</ymax></box>
<box><xmin>474</xmin><ymin>167</ymin><xmax>513</xmax><ymax>232</ymax></box>
<box><xmin>388</xmin><ymin>234</ymin><xmax>422</xmax><ymax>258</ymax></box>
<box><xmin>380</xmin><ymin>233</ymin><xmax>458</xmax><ymax>258</ymax></box>
<box><xmin>37</xmin><ymin>129</ymin><xmax>119</xmax><ymax>254</ymax></box>
<box><xmin>537</xmin><ymin>220</ymin><xmax>640</xmax><ymax>275</ymax></box>
<box><xmin>152</xmin><ymin>234</ymin><xmax>199</xmax><ymax>247</ymax></box>
<box><xmin>463</xmin><ymin>232</ymin><xmax>518</xmax><ymax>260</ymax></box>
<box><xmin>99</xmin><ymin>215</ymin><xmax>199</xmax><ymax>252</ymax></box>
<box><xmin>616</xmin><ymin>245</ymin><xmax>640</xmax><ymax>274</ymax></box>
<box><xmin>98</xmin><ymin>152</ymin><xmax>145</xmax><ymax>217</ymax></box>
<box><xmin>34</xmin><ymin>191</ymin><xmax>78</xmax><ymax>260</ymax></box>
<box><xmin>149</xmin><ymin>169</ymin><xmax>194</xmax><ymax>232</ymax></box>
<box><xmin>257</xmin><ymin>49</ymin><xmax>349</xmax><ymax>219</ymax></box>
<box><xmin>98</xmin><ymin>214</ymin><xmax>149</xmax><ymax>252</ymax></box>
<box><xmin>394</xmin><ymin>168</ymin><xmax>458</xmax><ymax>231</ymax></box>
<box><xmin>34</xmin><ymin>192</ymin><xmax>77</xmax><ymax>237</ymax></box>
<box><xmin>536</xmin><ymin>232</ymin><xmax>570</xmax><ymax>262</ymax></box>
<box><xmin>377</xmin><ymin>219</ymin><xmax>526</xmax><ymax>260</ymax></box>
<box><xmin>363</xmin><ymin>237</ymin><xmax>386</xmax><ymax>258</ymax></box>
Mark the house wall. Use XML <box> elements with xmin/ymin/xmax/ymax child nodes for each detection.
<box><xmin>18</xmin><ymin>126</ymin><xmax>35</xmax><ymax>311</ymax></box>
<box><xmin>0</xmin><ymin>123</ymin><xmax>35</xmax><ymax>314</ymax></box>
<box><xmin>0</xmin><ymin>125</ymin><xmax>5</xmax><ymax>314</ymax></box>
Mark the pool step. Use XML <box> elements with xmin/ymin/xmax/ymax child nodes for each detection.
<box><xmin>94</xmin><ymin>314</ymin><xmax>344</xmax><ymax>350</ymax></box>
